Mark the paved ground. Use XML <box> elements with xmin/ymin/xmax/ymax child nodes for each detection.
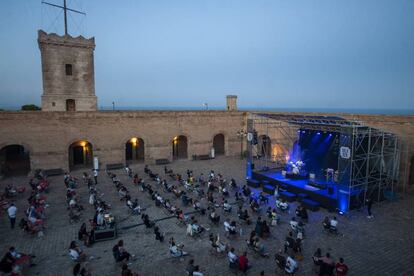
<box><xmin>1</xmin><ymin>156</ymin><xmax>414</xmax><ymax>276</ymax></box>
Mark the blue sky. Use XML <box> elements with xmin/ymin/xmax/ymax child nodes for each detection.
<box><xmin>0</xmin><ymin>0</ymin><xmax>413</xmax><ymax>110</ymax></box>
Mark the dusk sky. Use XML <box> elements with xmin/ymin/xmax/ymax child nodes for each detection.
<box><xmin>0</xmin><ymin>0</ymin><xmax>413</xmax><ymax>111</ymax></box>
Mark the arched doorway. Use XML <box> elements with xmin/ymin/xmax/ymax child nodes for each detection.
<box><xmin>172</xmin><ymin>135</ymin><xmax>188</xmax><ymax>160</ymax></box>
<box><xmin>0</xmin><ymin>145</ymin><xmax>31</xmax><ymax>176</ymax></box>
<box><xmin>259</xmin><ymin>135</ymin><xmax>272</xmax><ymax>158</ymax></box>
<box><xmin>213</xmin><ymin>134</ymin><xmax>225</xmax><ymax>155</ymax></box>
<box><xmin>69</xmin><ymin>141</ymin><xmax>93</xmax><ymax>170</ymax></box>
<box><xmin>125</xmin><ymin>137</ymin><xmax>145</xmax><ymax>164</ymax></box>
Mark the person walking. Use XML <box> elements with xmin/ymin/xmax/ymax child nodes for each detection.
<box><xmin>93</xmin><ymin>169</ymin><xmax>98</xmax><ymax>185</ymax></box>
<box><xmin>7</xmin><ymin>203</ymin><xmax>17</xmax><ymax>229</ymax></box>
<box><xmin>366</xmin><ymin>198</ymin><xmax>373</xmax><ymax>218</ymax></box>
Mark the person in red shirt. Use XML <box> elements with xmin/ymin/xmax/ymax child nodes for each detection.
<box><xmin>335</xmin><ymin>257</ymin><xmax>349</xmax><ymax>276</ymax></box>
<box><xmin>238</xmin><ymin>251</ymin><xmax>251</xmax><ymax>272</ymax></box>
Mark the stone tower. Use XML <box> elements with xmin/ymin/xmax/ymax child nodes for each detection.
<box><xmin>226</xmin><ymin>95</ymin><xmax>238</xmax><ymax>111</ymax></box>
<box><xmin>38</xmin><ymin>30</ymin><xmax>97</xmax><ymax>111</ymax></box>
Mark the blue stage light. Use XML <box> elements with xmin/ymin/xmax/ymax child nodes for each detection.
<box><xmin>302</xmin><ymin>130</ymin><xmax>306</xmax><ymax>133</ymax></box>
<box><xmin>317</xmin><ymin>132</ymin><xmax>321</xmax><ymax>135</ymax></box>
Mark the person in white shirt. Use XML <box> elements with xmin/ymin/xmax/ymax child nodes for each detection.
<box><xmin>223</xmin><ymin>220</ymin><xmax>231</xmax><ymax>236</ymax></box>
<box><xmin>96</xmin><ymin>211</ymin><xmax>104</xmax><ymax>226</ymax></box>
<box><xmin>93</xmin><ymin>169</ymin><xmax>98</xmax><ymax>185</ymax></box>
<box><xmin>223</xmin><ymin>201</ymin><xmax>232</xmax><ymax>212</ymax></box>
<box><xmin>290</xmin><ymin>217</ymin><xmax>299</xmax><ymax>232</ymax></box>
<box><xmin>330</xmin><ymin>217</ymin><xmax>338</xmax><ymax>228</ymax></box>
<box><xmin>285</xmin><ymin>254</ymin><xmax>298</xmax><ymax>274</ymax></box>
<box><xmin>7</xmin><ymin>203</ymin><xmax>17</xmax><ymax>229</ymax></box>
<box><xmin>227</xmin><ymin>247</ymin><xmax>238</xmax><ymax>268</ymax></box>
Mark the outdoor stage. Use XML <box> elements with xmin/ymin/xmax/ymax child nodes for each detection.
<box><xmin>252</xmin><ymin>169</ymin><xmax>339</xmax><ymax>210</ymax></box>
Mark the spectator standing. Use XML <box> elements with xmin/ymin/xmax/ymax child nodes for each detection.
<box><xmin>7</xmin><ymin>203</ymin><xmax>17</xmax><ymax>229</ymax></box>
<box><xmin>335</xmin><ymin>257</ymin><xmax>349</xmax><ymax>276</ymax></box>
<box><xmin>93</xmin><ymin>169</ymin><xmax>98</xmax><ymax>185</ymax></box>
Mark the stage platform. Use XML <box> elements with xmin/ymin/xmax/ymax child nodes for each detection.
<box><xmin>252</xmin><ymin>170</ymin><xmax>338</xmax><ymax>210</ymax></box>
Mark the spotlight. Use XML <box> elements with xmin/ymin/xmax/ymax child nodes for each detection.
<box><xmin>338</xmin><ymin>210</ymin><xmax>344</xmax><ymax>215</ymax></box>
<box><xmin>329</xmin><ymin>133</ymin><xmax>332</xmax><ymax>136</ymax></box>
<box><xmin>302</xmin><ymin>131</ymin><xmax>306</xmax><ymax>133</ymax></box>
<box><xmin>317</xmin><ymin>132</ymin><xmax>321</xmax><ymax>135</ymax></box>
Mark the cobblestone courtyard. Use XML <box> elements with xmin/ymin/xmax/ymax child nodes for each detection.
<box><xmin>1</xmin><ymin>156</ymin><xmax>414</xmax><ymax>276</ymax></box>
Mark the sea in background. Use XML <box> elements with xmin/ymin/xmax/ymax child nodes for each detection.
<box><xmin>98</xmin><ymin>106</ymin><xmax>414</xmax><ymax>115</ymax></box>
<box><xmin>1</xmin><ymin>105</ymin><xmax>414</xmax><ymax>115</ymax></box>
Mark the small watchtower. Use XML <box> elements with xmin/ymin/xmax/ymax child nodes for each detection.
<box><xmin>226</xmin><ymin>95</ymin><xmax>238</xmax><ymax>111</ymax></box>
<box><xmin>38</xmin><ymin>1</ymin><xmax>97</xmax><ymax>111</ymax></box>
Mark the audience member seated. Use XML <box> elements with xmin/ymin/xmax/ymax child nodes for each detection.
<box><xmin>323</xmin><ymin>216</ymin><xmax>331</xmax><ymax>230</ymax></box>
<box><xmin>229</xmin><ymin>178</ymin><xmax>238</xmax><ymax>189</ymax></box>
<box><xmin>250</xmin><ymin>199</ymin><xmax>260</xmax><ymax>213</ymax></box>
<box><xmin>224</xmin><ymin>220</ymin><xmax>237</xmax><ymax>236</ymax></box>
<box><xmin>330</xmin><ymin>216</ymin><xmax>338</xmax><ymax>232</ymax></box>
<box><xmin>209</xmin><ymin>234</ymin><xmax>227</xmax><ymax>253</ymax></box>
<box><xmin>112</xmin><ymin>240</ymin><xmax>134</xmax><ymax>263</ymax></box>
<box><xmin>169</xmin><ymin>238</ymin><xmax>188</xmax><ymax>257</ymax></box>
<box><xmin>253</xmin><ymin>237</ymin><xmax>269</xmax><ymax>257</ymax></box>
<box><xmin>285</xmin><ymin>254</ymin><xmax>298</xmax><ymax>274</ymax></box>
<box><xmin>271</xmin><ymin>209</ymin><xmax>280</xmax><ymax>226</ymax></box>
<box><xmin>290</xmin><ymin>217</ymin><xmax>299</xmax><ymax>232</ymax></box>
<box><xmin>126</xmin><ymin>198</ymin><xmax>141</xmax><ymax>215</ymax></box>
<box><xmin>209</xmin><ymin>209</ymin><xmax>220</xmax><ymax>224</ymax></box>
<box><xmin>181</xmin><ymin>193</ymin><xmax>191</xmax><ymax>206</ymax></box>
<box><xmin>242</xmin><ymin>185</ymin><xmax>251</xmax><ymax>198</ymax></box>
<box><xmin>0</xmin><ymin>246</ymin><xmax>35</xmax><ymax>275</ymax></box>
<box><xmin>275</xmin><ymin>249</ymin><xmax>286</xmax><ymax>272</ymax></box>
<box><xmin>258</xmin><ymin>192</ymin><xmax>268</xmax><ymax>204</ymax></box>
<box><xmin>237</xmin><ymin>207</ymin><xmax>251</xmax><ymax>225</ymax></box>
<box><xmin>69</xmin><ymin>241</ymin><xmax>86</xmax><ymax>262</ymax></box>
<box><xmin>223</xmin><ymin>200</ymin><xmax>232</xmax><ymax>212</ymax></box>
<box><xmin>276</xmin><ymin>199</ymin><xmax>289</xmax><ymax>212</ymax></box>
<box><xmin>295</xmin><ymin>204</ymin><xmax>308</xmax><ymax>222</ymax></box>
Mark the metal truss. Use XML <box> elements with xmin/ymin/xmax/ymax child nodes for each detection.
<box><xmin>248</xmin><ymin>113</ymin><xmax>399</xmax><ymax>212</ymax></box>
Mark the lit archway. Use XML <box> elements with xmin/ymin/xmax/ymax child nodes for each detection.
<box><xmin>125</xmin><ymin>137</ymin><xmax>145</xmax><ymax>164</ymax></box>
<box><xmin>172</xmin><ymin>135</ymin><xmax>188</xmax><ymax>160</ymax></box>
<box><xmin>213</xmin><ymin>134</ymin><xmax>225</xmax><ymax>155</ymax></box>
<box><xmin>259</xmin><ymin>135</ymin><xmax>272</xmax><ymax>158</ymax></box>
<box><xmin>68</xmin><ymin>141</ymin><xmax>93</xmax><ymax>171</ymax></box>
<box><xmin>0</xmin><ymin>145</ymin><xmax>31</xmax><ymax>177</ymax></box>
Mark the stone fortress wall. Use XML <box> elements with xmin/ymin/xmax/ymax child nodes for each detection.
<box><xmin>0</xmin><ymin>110</ymin><xmax>413</xmax><ymax>191</ymax></box>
